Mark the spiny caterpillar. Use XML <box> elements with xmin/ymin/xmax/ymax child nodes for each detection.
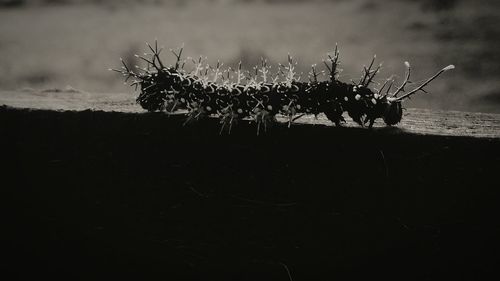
<box><xmin>112</xmin><ymin>41</ymin><xmax>454</xmax><ymax>135</ymax></box>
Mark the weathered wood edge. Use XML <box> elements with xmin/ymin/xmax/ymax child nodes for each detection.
<box><xmin>1</xmin><ymin>90</ymin><xmax>500</xmax><ymax>139</ymax></box>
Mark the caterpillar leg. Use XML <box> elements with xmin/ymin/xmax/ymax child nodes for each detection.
<box><xmin>368</xmin><ymin>118</ymin><xmax>375</xmax><ymax>129</ymax></box>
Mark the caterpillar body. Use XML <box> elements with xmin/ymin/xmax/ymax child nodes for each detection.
<box><xmin>112</xmin><ymin>41</ymin><xmax>454</xmax><ymax>135</ymax></box>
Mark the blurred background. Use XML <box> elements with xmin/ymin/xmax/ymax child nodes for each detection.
<box><xmin>1</xmin><ymin>0</ymin><xmax>499</xmax><ymax>112</ymax></box>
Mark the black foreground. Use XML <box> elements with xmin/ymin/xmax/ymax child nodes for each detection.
<box><xmin>2</xmin><ymin>106</ymin><xmax>500</xmax><ymax>281</ymax></box>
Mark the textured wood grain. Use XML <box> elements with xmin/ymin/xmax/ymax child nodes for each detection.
<box><xmin>2</xmin><ymin>90</ymin><xmax>499</xmax><ymax>138</ymax></box>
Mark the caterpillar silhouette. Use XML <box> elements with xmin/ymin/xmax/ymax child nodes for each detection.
<box><xmin>112</xmin><ymin>41</ymin><xmax>454</xmax><ymax>135</ymax></box>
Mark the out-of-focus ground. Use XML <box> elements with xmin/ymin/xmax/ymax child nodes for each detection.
<box><xmin>1</xmin><ymin>0</ymin><xmax>499</xmax><ymax>113</ymax></box>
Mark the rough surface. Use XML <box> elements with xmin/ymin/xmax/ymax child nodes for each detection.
<box><xmin>1</xmin><ymin>90</ymin><xmax>500</xmax><ymax>138</ymax></box>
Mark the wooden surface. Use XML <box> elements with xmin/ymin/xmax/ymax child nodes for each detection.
<box><xmin>3</xmin><ymin>89</ymin><xmax>500</xmax><ymax>280</ymax></box>
<box><xmin>1</xmin><ymin>89</ymin><xmax>499</xmax><ymax>138</ymax></box>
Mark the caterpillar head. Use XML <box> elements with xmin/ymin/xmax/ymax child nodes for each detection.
<box><xmin>380</xmin><ymin>64</ymin><xmax>455</xmax><ymax>126</ymax></box>
<box><xmin>383</xmin><ymin>99</ymin><xmax>403</xmax><ymax>126</ymax></box>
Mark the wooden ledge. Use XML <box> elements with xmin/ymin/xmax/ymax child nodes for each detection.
<box><xmin>2</xmin><ymin>90</ymin><xmax>499</xmax><ymax>138</ymax></box>
<box><xmin>3</xmin><ymin>90</ymin><xmax>500</xmax><ymax>280</ymax></box>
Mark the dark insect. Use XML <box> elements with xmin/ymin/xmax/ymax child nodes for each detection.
<box><xmin>112</xmin><ymin>41</ymin><xmax>454</xmax><ymax>134</ymax></box>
